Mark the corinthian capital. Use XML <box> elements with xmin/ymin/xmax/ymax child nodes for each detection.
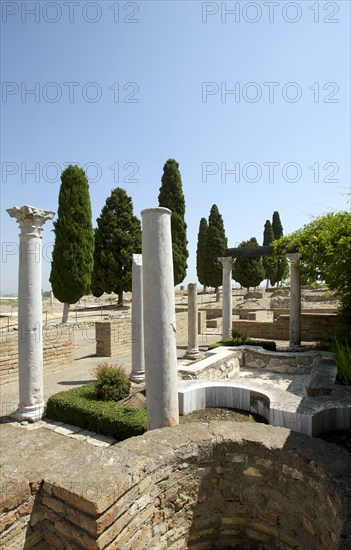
<box><xmin>286</xmin><ymin>252</ymin><xmax>302</xmax><ymax>264</ymax></box>
<box><xmin>7</xmin><ymin>205</ymin><xmax>55</xmax><ymax>236</ymax></box>
<box><xmin>218</xmin><ymin>257</ymin><xmax>234</xmax><ymax>269</ymax></box>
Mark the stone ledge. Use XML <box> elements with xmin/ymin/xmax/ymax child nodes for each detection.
<box><xmin>306</xmin><ymin>359</ymin><xmax>338</xmax><ymax>396</ymax></box>
<box><xmin>178</xmin><ymin>378</ymin><xmax>351</xmax><ymax>437</ymax></box>
<box><xmin>0</xmin><ymin>422</ymin><xmax>350</xmax><ymax>549</ymax></box>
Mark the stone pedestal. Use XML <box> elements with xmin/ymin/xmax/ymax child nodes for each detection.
<box><xmin>141</xmin><ymin>207</ymin><xmax>179</xmax><ymax>430</ymax></box>
<box><xmin>286</xmin><ymin>253</ymin><xmax>302</xmax><ymax>350</ymax></box>
<box><xmin>185</xmin><ymin>283</ymin><xmax>201</xmax><ymax>359</ymax></box>
<box><xmin>7</xmin><ymin>205</ymin><xmax>55</xmax><ymax>421</ymax></box>
<box><xmin>130</xmin><ymin>254</ymin><xmax>145</xmax><ymax>382</ymax></box>
<box><xmin>219</xmin><ymin>257</ymin><xmax>234</xmax><ymax>340</ymax></box>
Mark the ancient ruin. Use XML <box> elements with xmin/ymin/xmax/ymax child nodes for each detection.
<box><xmin>6</xmin><ymin>205</ymin><xmax>55</xmax><ymax>421</ymax></box>
<box><xmin>141</xmin><ymin>207</ymin><xmax>179</xmax><ymax>429</ymax></box>
<box><xmin>130</xmin><ymin>253</ymin><xmax>145</xmax><ymax>382</ymax></box>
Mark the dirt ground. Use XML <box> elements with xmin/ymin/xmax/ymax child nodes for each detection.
<box><xmin>121</xmin><ymin>387</ymin><xmax>351</xmax><ymax>453</ymax></box>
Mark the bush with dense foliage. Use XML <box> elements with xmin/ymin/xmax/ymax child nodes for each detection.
<box><xmin>94</xmin><ymin>363</ymin><xmax>131</xmax><ymax>402</ymax></box>
<box><xmin>333</xmin><ymin>340</ymin><xmax>351</xmax><ymax>386</ymax></box>
<box><xmin>196</xmin><ymin>217</ymin><xmax>209</xmax><ymax>292</ymax></box>
<box><xmin>209</xmin><ymin>331</ymin><xmax>276</xmax><ymax>351</ymax></box>
<box><xmin>204</xmin><ymin>205</ymin><xmax>228</xmax><ymax>291</ymax></box>
<box><xmin>158</xmin><ymin>159</ymin><xmax>188</xmax><ymax>285</ymax></box>
<box><xmin>91</xmin><ymin>187</ymin><xmax>141</xmax><ymax>306</ymax></box>
<box><xmin>50</xmin><ymin>165</ymin><xmax>94</xmax><ymax>323</ymax></box>
<box><xmin>46</xmin><ymin>384</ymin><xmax>147</xmax><ymax>441</ymax></box>
<box><xmin>275</xmin><ymin>211</ymin><xmax>351</xmax><ymax>343</ymax></box>
<box><xmin>232</xmin><ymin>238</ymin><xmax>265</xmax><ymax>291</ymax></box>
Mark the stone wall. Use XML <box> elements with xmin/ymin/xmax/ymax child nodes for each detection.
<box><xmin>198</xmin><ymin>310</ymin><xmax>206</xmax><ymax>335</ymax></box>
<box><xmin>1</xmin><ymin>422</ymin><xmax>350</xmax><ymax>549</ymax></box>
<box><xmin>0</xmin><ymin>328</ymin><xmax>73</xmax><ymax>385</ymax></box>
<box><xmin>96</xmin><ymin>311</ymin><xmax>189</xmax><ymax>357</ymax></box>
<box><xmin>233</xmin><ymin>313</ymin><xmax>337</xmax><ymax>341</ymax></box>
<box><xmin>95</xmin><ymin>319</ymin><xmax>132</xmax><ymax>358</ymax></box>
<box><xmin>272</xmin><ymin>307</ymin><xmax>338</xmax><ymax>319</ymax></box>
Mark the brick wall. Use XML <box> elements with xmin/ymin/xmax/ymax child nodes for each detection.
<box><xmin>1</xmin><ymin>423</ymin><xmax>350</xmax><ymax>549</ymax></box>
<box><xmin>233</xmin><ymin>313</ymin><xmax>337</xmax><ymax>341</ymax></box>
<box><xmin>96</xmin><ymin>311</ymin><xmax>190</xmax><ymax>357</ymax></box>
<box><xmin>0</xmin><ymin>328</ymin><xmax>73</xmax><ymax>385</ymax></box>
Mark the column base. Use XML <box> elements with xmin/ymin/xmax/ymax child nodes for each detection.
<box><xmin>10</xmin><ymin>402</ymin><xmax>45</xmax><ymax>423</ymax></box>
<box><xmin>129</xmin><ymin>372</ymin><xmax>145</xmax><ymax>383</ymax></box>
<box><xmin>287</xmin><ymin>344</ymin><xmax>303</xmax><ymax>352</ymax></box>
<box><xmin>184</xmin><ymin>349</ymin><xmax>202</xmax><ymax>360</ymax></box>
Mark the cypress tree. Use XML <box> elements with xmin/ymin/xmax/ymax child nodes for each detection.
<box><xmin>262</xmin><ymin>220</ymin><xmax>276</xmax><ymax>287</ymax></box>
<box><xmin>50</xmin><ymin>165</ymin><xmax>94</xmax><ymax>323</ymax></box>
<box><xmin>196</xmin><ymin>217</ymin><xmax>208</xmax><ymax>292</ymax></box>
<box><xmin>158</xmin><ymin>159</ymin><xmax>188</xmax><ymax>285</ymax></box>
<box><xmin>205</xmin><ymin>205</ymin><xmax>227</xmax><ymax>294</ymax></box>
<box><xmin>232</xmin><ymin>237</ymin><xmax>265</xmax><ymax>292</ymax></box>
<box><xmin>272</xmin><ymin>211</ymin><xmax>288</xmax><ymax>286</ymax></box>
<box><xmin>91</xmin><ymin>188</ymin><xmax>141</xmax><ymax>306</ymax></box>
<box><xmin>272</xmin><ymin>211</ymin><xmax>283</xmax><ymax>240</ymax></box>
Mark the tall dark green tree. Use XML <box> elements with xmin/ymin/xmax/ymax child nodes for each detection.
<box><xmin>262</xmin><ymin>220</ymin><xmax>276</xmax><ymax>287</ymax></box>
<box><xmin>91</xmin><ymin>188</ymin><xmax>141</xmax><ymax>306</ymax></box>
<box><xmin>50</xmin><ymin>165</ymin><xmax>94</xmax><ymax>323</ymax></box>
<box><xmin>196</xmin><ymin>217</ymin><xmax>209</xmax><ymax>292</ymax></box>
<box><xmin>158</xmin><ymin>159</ymin><xmax>188</xmax><ymax>285</ymax></box>
<box><xmin>205</xmin><ymin>205</ymin><xmax>227</xmax><ymax>296</ymax></box>
<box><xmin>271</xmin><ymin>211</ymin><xmax>288</xmax><ymax>286</ymax></box>
<box><xmin>232</xmin><ymin>238</ymin><xmax>265</xmax><ymax>292</ymax></box>
<box><xmin>272</xmin><ymin>211</ymin><xmax>283</xmax><ymax>240</ymax></box>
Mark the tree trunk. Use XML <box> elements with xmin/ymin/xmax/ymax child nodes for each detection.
<box><xmin>62</xmin><ymin>302</ymin><xmax>70</xmax><ymax>323</ymax></box>
<box><xmin>117</xmin><ymin>290</ymin><xmax>124</xmax><ymax>307</ymax></box>
<box><xmin>203</xmin><ymin>285</ymin><xmax>207</xmax><ymax>294</ymax></box>
<box><xmin>215</xmin><ymin>287</ymin><xmax>220</xmax><ymax>302</ymax></box>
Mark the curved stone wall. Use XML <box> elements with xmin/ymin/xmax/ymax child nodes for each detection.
<box><xmin>1</xmin><ymin>422</ymin><xmax>350</xmax><ymax>549</ymax></box>
<box><xmin>117</xmin><ymin>423</ymin><xmax>350</xmax><ymax>549</ymax></box>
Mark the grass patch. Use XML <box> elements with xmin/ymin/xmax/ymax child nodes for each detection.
<box><xmin>46</xmin><ymin>383</ymin><xmax>147</xmax><ymax>441</ymax></box>
<box><xmin>334</xmin><ymin>340</ymin><xmax>351</xmax><ymax>386</ymax></box>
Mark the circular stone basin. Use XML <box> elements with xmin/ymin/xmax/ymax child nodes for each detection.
<box><xmin>116</xmin><ymin>422</ymin><xmax>351</xmax><ymax>549</ymax></box>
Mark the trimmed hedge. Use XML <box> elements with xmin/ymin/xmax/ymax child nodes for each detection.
<box><xmin>208</xmin><ymin>339</ymin><xmax>276</xmax><ymax>352</ymax></box>
<box><xmin>46</xmin><ymin>384</ymin><xmax>147</xmax><ymax>441</ymax></box>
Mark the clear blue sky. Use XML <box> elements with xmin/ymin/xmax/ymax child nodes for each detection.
<box><xmin>1</xmin><ymin>0</ymin><xmax>350</xmax><ymax>293</ymax></box>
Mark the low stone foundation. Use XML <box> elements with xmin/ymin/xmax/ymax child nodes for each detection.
<box><xmin>177</xmin><ymin>347</ymin><xmax>351</xmax><ymax>436</ymax></box>
<box><xmin>1</xmin><ymin>422</ymin><xmax>350</xmax><ymax>549</ymax></box>
<box><xmin>242</xmin><ymin>347</ymin><xmax>325</xmax><ymax>373</ymax></box>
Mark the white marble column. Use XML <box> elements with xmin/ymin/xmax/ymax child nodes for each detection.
<box><xmin>219</xmin><ymin>257</ymin><xmax>233</xmax><ymax>340</ymax></box>
<box><xmin>7</xmin><ymin>205</ymin><xmax>55</xmax><ymax>421</ymax></box>
<box><xmin>141</xmin><ymin>207</ymin><xmax>179</xmax><ymax>430</ymax></box>
<box><xmin>286</xmin><ymin>253</ymin><xmax>302</xmax><ymax>349</ymax></box>
<box><xmin>130</xmin><ymin>254</ymin><xmax>145</xmax><ymax>382</ymax></box>
<box><xmin>185</xmin><ymin>283</ymin><xmax>201</xmax><ymax>359</ymax></box>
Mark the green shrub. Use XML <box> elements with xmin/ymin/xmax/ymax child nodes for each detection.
<box><xmin>333</xmin><ymin>339</ymin><xmax>351</xmax><ymax>386</ymax></box>
<box><xmin>46</xmin><ymin>384</ymin><xmax>147</xmax><ymax>441</ymax></box>
<box><xmin>208</xmin><ymin>337</ymin><xmax>276</xmax><ymax>352</ymax></box>
<box><xmin>247</xmin><ymin>339</ymin><xmax>276</xmax><ymax>351</ymax></box>
<box><xmin>231</xmin><ymin>330</ymin><xmax>249</xmax><ymax>346</ymax></box>
<box><xmin>94</xmin><ymin>362</ymin><xmax>131</xmax><ymax>401</ymax></box>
